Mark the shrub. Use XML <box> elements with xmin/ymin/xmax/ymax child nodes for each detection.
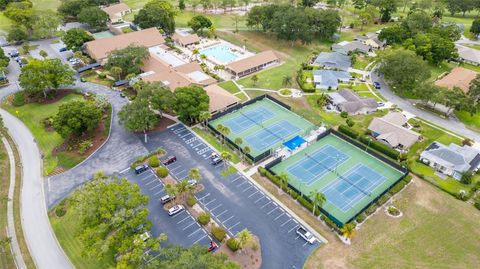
<box><xmin>338</xmin><ymin>124</ymin><xmax>359</xmax><ymax>139</ymax></box>
<box><xmin>211</xmin><ymin>226</ymin><xmax>227</xmax><ymax>241</ymax></box>
<box><xmin>462</xmin><ymin>138</ymin><xmax>474</xmax><ymax>146</ymax></box>
<box><xmin>258</xmin><ymin>166</ymin><xmax>266</xmax><ymax>176</ymax></box>
<box><xmin>364</xmin><ymin>204</ymin><xmax>378</xmax><ymax>216</ymax></box>
<box><xmin>156</xmin><ymin>167</ymin><xmax>169</xmax><ymax>178</ymax></box>
<box><xmin>197</xmin><ymin>212</ymin><xmax>211</xmax><ymax>225</ymax></box>
<box><xmin>456</xmin><ymin>191</ymin><xmax>472</xmax><ymax>201</ymax></box>
<box><xmin>320</xmin><ymin>215</ymin><xmax>339</xmax><ymax>230</ymax></box>
<box><xmin>475</xmin><ymin>200</ymin><xmax>480</xmax><ymax>211</ymax></box>
<box><xmin>388</xmin><ymin>180</ymin><xmax>407</xmax><ymax>196</ymax></box>
<box><xmin>12</xmin><ymin>91</ymin><xmax>25</xmax><ymax>106</ymax></box>
<box><xmin>376</xmin><ymin>193</ymin><xmax>391</xmax><ymax>206</ymax></box>
<box><xmin>186</xmin><ymin>195</ymin><xmax>197</xmax><ymax>206</ymax></box>
<box><xmin>98</xmin><ymin>72</ymin><xmax>107</xmax><ymax>79</ymax></box>
<box><xmin>55</xmin><ymin>206</ymin><xmax>67</xmax><ymax>217</ymax></box>
<box><xmin>359</xmin><ymin>135</ymin><xmax>400</xmax><ymax>159</ymax></box>
<box><xmin>346</xmin><ymin>118</ymin><xmax>355</xmax><ymax>127</ymax></box>
<box><xmin>290</xmin><ymin>191</ymin><xmax>298</xmax><ymax>199</ymax></box>
<box><xmin>461</xmin><ymin>172</ymin><xmax>473</xmax><ymax>185</ymax></box>
<box><xmin>77</xmin><ymin>139</ymin><xmax>92</xmax><ymax>155</ymax></box>
<box><xmin>340</xmin><ymin>111</ymin><xmax>348</xmax><ymax>118</ymax></box>
<box><xmin>148</xmin><ymin>155</ymin><xmax>160</xmax><ymax>167</ymax></box>
<box><xmin>155</xmin><ymin>147</ymin><xmax>166</xmax><ymax>155</ymax></box>
<box><xmin>227</xmin><ymin>238</ymin><xmax>239</xmax><ymax>251</ymax></box>
<box><xmin>356</xmin><ymin>212</ymin><xmax>366</xmax><ymax>223</ymax></box>
<box><xmin>403</xmin><ymin>174</ymin><xmax>413</xmax><ymax>184</ymax></box>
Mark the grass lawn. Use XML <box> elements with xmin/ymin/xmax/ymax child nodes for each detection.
<box><xmin>217</xmin><ymin>30</ymin><xmax>331</xmax><ymax>90</ymax></box>
<box><xmin>234</xmin><ymin>92</ymin><xmax>248</xmax><ymax>102</ymax></box>
<box><xmin>455</xmin><ymin>110</ymin><xmax>480</xmax><ymax>132</ymax></box>
<box><xmin>50</xmin><ymin>205</ymin><xmax>115</xmax><ymax>269</ymax></box>
<box><xmin>305</xmin><ymin>178</ymin><xmax>480</xmax><ymax>268</ymax></box>
<box><xmin>464</xmin><ymin>44</ymin><xmax>480</xmax><ymax>50</ymax></box>
<box><xmin>352</xmin><ymin>55</ymin><xmax>371</xmax><ymax>70</ymax></box>
<box><xmin>0</xmin><ymin>0</ymin><xmax>61</xmax><ymax>33</ymax></box>
<box><xmin>192</xmin><ymin>127</ymin><xmax>241</xmax><ymax>164</ymax></box>
<box><xmin>218</xmin><ymin>80</ymin><xmax>240</xmax><ymax>94</ymax></box>
<box><xmin>0</xmin><ymin>141</ymin><xmax>15</xmax><ymax>268</ymax></box>
<box><xmin>176</xmin><ymin>10</ymin><xmax>247</xmax><ymax>30</ymax></box>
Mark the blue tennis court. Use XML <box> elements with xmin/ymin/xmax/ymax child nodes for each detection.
<box><xmin>223</xmin><ymin>107</ymin><xmax>274</xmax><ymax>133</ymax></box>
<box><xmin>246</xmin><ymin>120</ymin><xmax>300</xmax><ymax>151</ymax></box>
<box><xmin>322</xmin><ymin>164</ymin><xmax>386</xmax><ymax>212</ymax></box>
<box><xmin>286</xmin><ymin>145</ymin><xmax>349</xmax><ymax>185</ymax></box>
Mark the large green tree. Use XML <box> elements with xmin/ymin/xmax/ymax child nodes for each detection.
<box><xmin>62</xmin><ymin>28</ymin><xmax>94</xmax><ymax>51</ymax></box>
<box><xmin>376</xmin><ymin>49</ymin><xmax>430</xmax><ymax>95</ymax></box>
<box><xmin>188</xmin><ymin>15</ymin><xmax>212</xmax><ymax>34</ymax></box>
<box><xmin>405</xmin><ymin>33</ymin><xmax>457</xmax><ymax>64</ymax></box>
<box><xmin>78</xmin><ymin>6</ymin><xmax>109</xmax><ymax>29</ymax></box>
<box><xmin>57</xmin><ymin>0</ymin><xmax>89</xmax><ymax>19</ymax></box>
<box><xmin>371</xmin><ymin>0</ymin><xmax>397</xmax><ymax>22</ymax></box>
<box><xmin>0</xmin><ymin>47</ymin><xmax>9</xmax><ymax>72</ymax></box>
<box><xmin>133</xmin><ymin>0</ymin><xmax>177</xmax><ymax>34</ymax></box>
<box><xmin>31</xmin><ymin>10</ymin><xmax>63</xmax><ymax>39</ymax></box>
<box><xmin>401</xmin><ymin>10</ymin><xmax>433</xmax><ymax>36</ymax></box>
<box><xmin>53</xmin><ymin>99</ymin><xmax>102</xmax><ymax>138</ymax></box>
<box><xmin>7</xmin><ymin>24</ymin><xmax>28</xmax><ymax>44</ymax></box>
<box><xmin>105</xmin><ymin>45</ymin><xmax>149</xmax><ymax>79</ymax></box>
<box><xmin>134</xmin><ymin>81</ymin><xmax>175</xmax><ymax>115</ymax></box>
<box><xmin>18</xmin><ymin>58</ymin><xmax>75</xmax><ymax>98</ymax></box>
<box><xmin>471</xmin><ymin>19</ymin><xmax>480</xmax><ymax>38</ymax></box>
<box><xmin>174</xmin><ymin>86</ymin><xmax>209</xmax><ymax>124</ymax></box>
<box><xmin>118</xmin><ymin>98</ymin><xmax>159</xmax><ymax>132</ymax></box>
<box><xmin>378</xmin><ymin>24</ymin><xmax>407</xmax><ymax>45</ymax></box>
<box><xmin>3</xmin><ymin>1</ymin><xmax>33</xmax><ymax>26</ymax></box>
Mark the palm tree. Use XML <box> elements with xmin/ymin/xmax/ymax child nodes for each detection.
<box><xmin>243</xmin><ymin>146</ymin><xmax>251</xmax><ymax>163</ymax></box>
<box><xmin>236</xmin><ymin>228</ymin><xmax>252</xmax><ymax>252</ymax></box>
<box><xmin>278</xmin><ymin>173</ymin><xmax>290</xmax><ymax>194</ymax></box>
<box><xmin>110</xmin><ymin>66</ymin><xmax>123</xmax><ymax>81</ymax></box>
<box><xmin>220</xmin><ymin>151</ymin><xmax>232</xmax><ymax>168</ymax></box>
<box><xmin>199</xmin><ymin>111</ymin><xmax>212</xmax><ymax>130</ymax></box>
<box><xmin>340</xmin><ymin>223</ymin><xmax>356</xmax><ymax>239</ymax></box>
<box><xmin>309</xmin><ymin>190</ymin><xmax>326</xmax><ymax>215</ymax></box>
<box><xmin>191</xmin><ymin>48</ymin><xmax>199</xmax><ymax>61</ymax></box>
<box><xmin>164</xmin><ymin>184</ymin><xmax>179</xmax><ymax>205</ymax></box>
<box><xmin>188</xmin><ymin>168</ymin><xmax>202</xmax><ymax>183</ymax></box>
<box><xmin>217</xmin><ymin>124</ymin><xmax>230</xmax><ymax>145</ymax></box>
<box><xmin>234</xmin><ymin>137</ymin><xmax>243</xmax><ymax>154</ymax></box>
<box><xmin>176</xmin><ymin>180</ymin><xmax>190</xmax><ymax>200</ymax></box>
<box><xmin>251</xmin><ymin>74</ymin><xmax>259</xmax><ymax>86</ymax></box>
<box><xmin>200</xmin><ymin>54</ymin><xmax>207</xmax><ymax>63</ymax></box>
<box><xmin>282</xmin><ymin>75</ymin><xmax>292</xmax><ymax>87</ymax></box>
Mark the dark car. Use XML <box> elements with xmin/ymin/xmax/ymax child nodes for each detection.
<box><xmin>134</xmin><ymin>164</ymin><xmax>149</xmax><ymax>174</ymax></box>
<box><xmin>59</xmin><ymin>47</ymin><xmax>67</xmax><ymax>52</ymax></box>
<box><xmin>211</xmin><ymin>157</ymin><xmax>223</xmax><ymax>166</ymax></box>
<box><xmin>8</xmin><ymin>50</ymin><xmax>19</xmax><ymax>57</ymax></box>
<box><xmin>373</xmin><ymin>82</ymin><xmax>381</xmax><ymax>89</ymax></box>
<box><xmin>162</xmin><ymin>155</ymin><xmax>177</xmax><ymax>165</ymax></box>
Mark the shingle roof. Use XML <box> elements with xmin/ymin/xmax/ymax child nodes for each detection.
<box><xmin>85</xmin><ymin>28</ymin><xmax>165</xmax><ymax>61</ymax></box>
<box><xmin>328</xmin><ymin>89</ymin><xmax>377</xmax><ymax>115</ymax></box>
<box><xmin>368</xmin><ymin>112</ymin><xmax>420</xmax><ymax>148</ymax></box>
<box><xmin>420</xmin><ymin>141</ymin><xmax>480</xmax><ymax>173</ymax></box>
<box><xmin>204</xmin><ymin>84</ymin><xmax>240</xmax><ymax>113</ymax></box>
<box><xmin>313</xmin><ymin>52</ymin><xmax>351</xmax><ymax>70</ymax></box>
<box><xmin>226</xmin><ymin>50</ymin><xmax>278</xmax><ymax>73</ymax></box>
<box><xmin>313</xmin><ymin>70</ymin><xmax>351</xmax><ymax>88</ymax></box>
<box><xmin>435</xmin><ymin>67</ymin><xmax>478</xmax><ymax>93</ymax></box>
<box><xmin>172</xmin><ymin>33</ymin><xmax>200</xmax><ymax>46</ymax></box>
<box><xmin>332</xmin><ymin>41</ymin><xmax>370</xmax><ymax>54</ymax></box>
<box><xmin>101</xmin><ymin>3</ymin><xmax>130</xmax><ymax>19</ymax></box>
<box><xmin>456</xmin><ymin>44</ymin><xmax>480</xmax><ymax>64</ymax></box>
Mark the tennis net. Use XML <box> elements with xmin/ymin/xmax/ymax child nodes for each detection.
<box><xmin>239</xmin><ymin>111</ymin><xmax>284</xmax><ymax>141</ymax></box>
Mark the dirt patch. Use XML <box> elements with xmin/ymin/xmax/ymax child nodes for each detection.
<box><xmin>145</xmin><ymin>116</ymin><xmax>176</xmax><ymax>134</ymax></box>
<box><xmin>32</xmin><ymin>89</ymin><xmax>79</xmax><ymax>104</ymax></box>
<box><xmin>217</xmin><ymin>235</ymin><xmax>262</xmax><ymax>269</ymax></box>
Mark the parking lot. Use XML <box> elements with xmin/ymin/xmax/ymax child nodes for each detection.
<box><xmin>137</xmin><ymin>123</ymin><xmax>321</xmax><ymax>269</ymax></box>
<box><xmin>120</xmin><ymin>167</ymin><xmax>212</xmax><ymax>248</ymax></box>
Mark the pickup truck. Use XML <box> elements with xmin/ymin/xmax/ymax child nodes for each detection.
<box><xmin>296</xmin><ymin>226</ymin><xmax>316</xmax><ymax>244</ymax></box>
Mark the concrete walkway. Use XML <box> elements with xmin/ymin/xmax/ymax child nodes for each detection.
<box><xmin>3</xmin><ymin>136</ymin><xmax>27</xmax><ymax>269</ymax></box>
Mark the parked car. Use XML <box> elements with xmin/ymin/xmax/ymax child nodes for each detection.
<box><xmin>59</xmin><ymin>47</ymin><xmax>67</xmax><ymax>52</ymax></box>
<box><xmin>160</xmin><ymin>194</ymin><xmax>174</xmax><ymax>205</ymax></box>
<box><xmin>134</xmin><ymin>164</ymin><xmax>149</xmax><ymax>174</ymax></box>
<box><xmin>377</xmin><ymin>101</ymin><xmax>385</xmax><ymax>107</ymax></box>
<box><xmin>211</xmin><ymin>157</ymin><xmax>223</xmax><ymax>166</ymax></box>
<box><xmin>8</xmin><ymin>50</ymin><xmax>19</xmax><ymax>57</ymax></box>
<box><xmin>296</xmin><ymin>226</ymin><xmax>316</xmax><ymax>244</ymax></box>
<box><xmin>187</xmin><ymin>179</ymin><xmax>197</xmax><ymax>187</ymax></box>
<box><xmin>167</xmin><ymin>205</ymin><xmax>184</xmax><ymax>216</ymax></box>
<box><xmin>208</xmin><ymin>241</ymin><xmax>218</xmax><ymax>252</ymax></box>
<box><xmin>162</xmin><ymin>155</ymin><xmax>177</xmax><ymax>165</ymax></box>
<box><xmin>359</xmin><ymin>78</ymin><xmax>366</xmax><ymax>82</ymax></box>
<box><xmin>139</xmin><ymin>231</ymin><xmax>151</xmax><ymax>242</ymax></box>
<box><xmin>373</xmin><ymin>82</ymin><xmax>381</xmax><ymax>89</ymax></box>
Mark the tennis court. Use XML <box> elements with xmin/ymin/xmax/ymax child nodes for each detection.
<box><xmin>270</xmin><ymin>133</ymin><xmax>404</xmax><ymax>226</ymax></box>
<box><xmin>209</xmin><ymin>98</ymin><xmax>315</xmax><ymax>159</ymax></box>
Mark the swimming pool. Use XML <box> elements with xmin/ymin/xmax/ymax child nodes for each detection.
<box><xmin>200</xmin><ymin>45</ymin><xmax>239</xmax><ymax>64</ymax></box>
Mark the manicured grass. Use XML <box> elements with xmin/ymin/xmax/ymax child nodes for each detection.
<box><xmin>0</xmin><ymin>142</ymin><xmax>15</xmax><ymax>268</ymax></box>
<box><xmin>218</xmin><ymin>80</ymin><xmax>240</xmax><ymax>94</ymax></box>
<box><xmin>464</xmin><ymin>44</ymin><xmax>480</xmax><ymax>50</ymax></box>
<box><xmin>352</xmin><ymin>55</ymin><xmax>371</xmax><ymax>70</ymax></box>
<box><xmin>50</xmin><ymin>206</ymin><xmax>115</xmax><ymax>269</ymax></box>
<box><xmin>2</xmin><ymin>93</ymin><xmax>84</xmax><ymax>175</ymax></box>
<box><xmin>455</xmin><ymin>110</ymin><xmax>480</xmax><ymax>132</ymax></box>
<box><xmin>176</xmin><ymin>10</ymin><xmax>247</xmax><ymax>30</ymax></box>
<box><xmin>218</xmin><ymin>30</ymin><xmax>330</xmax><ymax>90</ymax></box>
<box><xmin>122</xmin><ymin>0</ymin><xmax>149</xmax><ymax>9</ymax></box>
<box><xmin>234</xmin><ymin>92</ymin><xmax>248</xmax><ymax>102</ymax></box>
<box><xmin>192</xmin><ymin>127</ymin><xmax>241</xmax><ymax>164</ymax></box>
<box><xmin>0</xmin><ymin>0</ymin><xmax>61</xmax><ymax>33</ymax></box>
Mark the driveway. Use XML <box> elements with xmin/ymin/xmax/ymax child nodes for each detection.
<box><xmin>139</xmin><ymin>124</ymin><xmax>321</xmax><ymax>269</ymax></box>
<box><xmin>370</xmin><ymin>69</ymin><xmax>480</xmax><ymax>141</ymax></box>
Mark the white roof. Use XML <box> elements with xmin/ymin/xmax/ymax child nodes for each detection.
<box><xmin>186</xmin><ymin>71</ymin><xmax>210</xmax><ymax>82</ymax></box>
<box><xmin>149</xmin><ymin>46</ymin><xmax>185</xmax><ymax>67</ymax></box>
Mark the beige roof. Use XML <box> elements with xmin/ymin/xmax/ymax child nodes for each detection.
<box><xmin>381</xmin><ymin>111</ymin><xmax>408</xmax><ymax>126</ymax></box>
<box><xmin>435</xmin><ymin>67</ymin><xmax>478</xmax><ymax>93</ymax></box>
<box><xmin>85</xmin><ymin>28</ymin><xmax>165</xmax><ymax>62</ymax></box>
<box><xmin>172</xmin><ymin>33</ymin><xmax>200</xmax><ymax>46</ymax></box>
<box><xmin>204</xmin><ymin>84</ymin><xmax>240</xmax><ymax>112</ymax></box>
<box><xmin>368</xmin><ymin>113</ymin><xmax>420</xmax><ymax>149</ymax></box>
<box><xmin>226</xmin><ymin>50</ymin><xmax>279</xmax><ymax>73</ymax></box>
<box><xmin>102</xmin><ymin>3</ymin><xmax>130</xmax><ymax>18</ymax></box>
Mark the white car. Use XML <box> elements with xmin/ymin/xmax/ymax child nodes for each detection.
<box><xmin>296</xmin><ymin>226</ymin><xmax>316</xmax><ymax>244</ymax></box>
<box><xmin>187</xmin><ymin>179</ymin><xmax>197</xmax><ymax>187</ymax></box>
<box><xmin>167</xmin><ymin>205</ymin><xmax>184</xmax><ymax>216</ymax></box>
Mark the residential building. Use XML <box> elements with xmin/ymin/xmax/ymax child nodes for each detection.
<box><xmin>455</xmin><ymin>44</ymin><xmax>480</xmax><ymax>66</ymax></box>
<box><xmin>327</xmin><ymin>89</ymin><xmax>377</xmax><ymax>115</ymax></box>
<box><xmin>420</xmin><ymin>141</ymin><xmax>480</xmax><ymax>180</ymax></box>
<box><xmin>368</xmin><ymin>112</ymin><xmax>421</xmax><ymax>150</ymax></box>
<box><xmin>332</xmin><ymin>41</ymin><xmax>371</xmax><ymax>55</ymax></box>
<box><xmin>85</xmin><ymin>28</ymin><xmax>165</xmax><ymax>64</ymax></box>
<box><xmin>313</xmin><ymin>70</ymin><xmax>351</xmax><ymax>90</ymax></box>
<box><xmin>203</xmin><ymin>84</ymin><xmax>240</xmax><ymax>114</ymax></box>
<box><xmin>435</xmin><ymin>67</ymin><xmax>478</xmax><ymax>93</ymax></box>
<box><xmin>354</xmin><ymin>33</ymin><xmax>385</xmax><ymax>49</ymax></box>
<box><xmin>101</xmin><ymin>3</ymin><xmax>131</xmax><ymax>23</ymax></box>
<box><xmin>225</xmin><ymin>50</ymin><xmax>279</xmax><ymax>79</ymax></box>
<box><xmin>312</xmin><ymin>52</ymin><xmax>351</xmax><ymax>70</ymax></box>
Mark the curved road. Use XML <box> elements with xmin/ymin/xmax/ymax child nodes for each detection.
<box><xmin>371</xmin><ymin>69</ymin><xmax>480</xmax><ymax>141</ymax></box>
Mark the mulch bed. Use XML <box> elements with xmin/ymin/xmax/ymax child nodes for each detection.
<box><xmin>146</xmin><ymin>116</ymin><xmax>176</xmax><ymax>134</ymax></box>
<box><xmin>31</xmin><ymin>89</ymin><xmax>78</xmax><ymax>104</ymax></box>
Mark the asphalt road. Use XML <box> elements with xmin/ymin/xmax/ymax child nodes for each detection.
<box><xmin>138</xmin><ymin>124</ymin><xmax>321</xmax><ymax>269</ymax></box>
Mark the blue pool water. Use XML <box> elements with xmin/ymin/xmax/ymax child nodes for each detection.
<box><xmin>200</xmin><ymin>45</ymin><xmax>239</xmax><ymax>64</ymax></box>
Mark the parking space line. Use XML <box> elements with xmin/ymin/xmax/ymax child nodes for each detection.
<box><xmin>216</xmin><ymin>210</ymin><xmax>228</xmax><ymax>218</ymax></box>
<box><xmin>182</xmin><ymin>222</ymin><xmax>196</xmax><ymax>230</ymax></box>
<box><xmin>231</xmin><ymin>176</ymin><xmax>242</xmax><ymax>183</ymax></box>
<box><xmin>171</xmin><ymin>212</ymin><xmax>184</xmax><ymax>219</ymax></box>
<box><xmin>242</xmin><ymin>185</ymin><xmax>254</xmax><ymax>193</ymax></box>
<box><xmin>247</xmin><ymin>191</ymin><xmax>259</xmax><ymax>198</ymax></box>
<box><xmin>193</xmin><ymin>234</ymin><xmax>207</xmax><ymax>245</ymax></box>
<box><xmin>120</xmin><ymin>167</ymin><xmax>130</xmax><ymax>174</ymax></box>
<box><xmin>236</xmin><ymin>181</ymin><xmax>248</xmax><ymax>188</ymax></box>
<box><xmin>274</xmin><ymin>213</ymin><xmax>285</xmax><ymax>220</ymax></box>
<box><xmin>149</xmin><ymin>184</ymin><xmax>162</xmax><ymax>191</ymax></box>
<box><xmin>197</xmin><ymin>193</ymin><xmax>210</xmax><ymax>200</ymax></box>
<box><xmin>260</xmin><ymin>201</ymin><xmax>271</xmax><ymax>209</ymax></box>
<box><xmin>210</xmin><ymin>204</ymin><xmax>222</xmax><ymax>212</ymax></box>
<box><xmin>204</xmin><ymin>198</ymin><xmax>216</xmax><ymax>206</ymax></box>
<box><xmin>254</xmin><ymin>196</ymin><xmax>265</xmax><ymax>204</ymax></box>
<box><xmin>177</xmin><ymin>216</ymin><xmax>190</xmax><ymax>224</ymax></box>
<box><xmin>295</xmin><ymin>235</ymin><xmax>300</xmax><ymax>240</ymax></box>
<box><xmin>154</xmin><ymin>190</ymin><xmax>164</xmax><ymax>196</ymax></box>
<box><xmin>139</xmin><ymin>173</ymin><xmax>155</xmax><ymax>181</ymax></box>
<box><xmin>187</xmin><ymin>228</ymin><xmax>201</xmax><ymax>237</ymax></box>
<box><xmin>228</xmin><ymin>222</ymin><xmax>240</xmax><ymax>230</ymax></box>
<box><xmin>267</xmin><ymin>207</ymin><xmax>278</xmax><ymax>215</ymax></box>
<box><xmin>146</xmin><ymin>179</ymin><xmax>158</xmax><ymax>186</ymax></box>
<box><xmin>288</xmin><ymin>225</ymin><xmax>299</xmax><ymax>233</ymax></box>
<box><xmin>303</xmin><ymin>241</ymin><xmax>310</xmax><ymax>247</ymax></box>
<box><xmin>169</xmin><ymin>165</ymin><xmax>183</xmax><ymax>172</ymax></box>
<box><xmin>280</xmin><ymin>219</ymin><xmax>292</xmax><ymax>227</ymax></box>
<box><xmin>180</xmin><ymin>133</ymin><xmax>192</xmax><ymax>138</ymax></box>
<box><xmin>222</xmin><ymin>216</ymin><xmax>234</xmax><ymax>223</ymax></box>
<box><xmin>191</xmin><ymin>142</ymin><xmax>202</xmax><ymax>148</ymax></box>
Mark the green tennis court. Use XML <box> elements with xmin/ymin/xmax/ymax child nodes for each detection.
<box><xmin>270</xmin><ymin>133</ymin><xmax>404</xmax><ymax>226</ymax></box>
<box><xmin>209</xmin><ymin>98</ymin><xmax>315</xmax><ymax>159</ymax></box>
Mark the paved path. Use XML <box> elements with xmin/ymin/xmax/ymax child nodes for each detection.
<box><xmin>3</xmin><ymin>136</ymin><xmax>27</xmax><ymax>269</ymax></box>
<box><xmin>370</xmin><ymin>69</ymin><xmax>480</xmax><ymax>141</ymax></box>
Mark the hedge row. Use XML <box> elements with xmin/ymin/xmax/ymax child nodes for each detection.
<box><xmin>227</xmin><ymin>238</ymin><xmax>239</xmax><ymax>251</ymax></box>
<box><xmin>211</xmin><ymin>226</ymin><xmax>226</xmax><ymax>242</ymax></box>
<box><xmin>338</xmin><ymin>124</ymin><xmax>359</xmax><ymax>139</ymax></box>
<box><xmin>130</xmin><ymin>147</ymin><xmax>166</xmax><ymax>168</ymax></box>
<box><xmin>358</xmin><ymin>135</ymin><xmax>401</xmax><ymax>160</ymax></box>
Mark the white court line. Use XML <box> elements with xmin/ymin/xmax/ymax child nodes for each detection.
<box><xmin>222</xmin><ymin>215</ymin><xmax>234</xmax><ymax>223</ymax></box>
<box><xmin>193</xmin><ymin>234</ymin><xmax>207</xmax><ymax>245</ymax></box>
<box><xmin>267</xmin><ymin>207</ymin><xmax>278</xmax><ymax>215</ymax></box>
<box><xmin>247</xmin><ymin>191</ymin><xmax>259</xmax><ymax>198</ymax></box>
<box><xmin>280</xmin><ymin>219</ymin><xmax>291</xmax><ymax>227</ymax></box>
<box><xmin>228</xmin><ymin>222</ymin><xmax>241</xmax><ymax>230</ymax></box>
<box><xmin>182</xmin><ymin>222</ymin><xmax>196</xmax><ymax>230</ymax></box>
<box><xmin>242</xmin><ymin>185</ymin><xmax>254</xmax><ymax>193</ymax></box>
<box><xmin>216</xmin><ymin>210</ymin><xmax>228</xmax><ymax>218</ymax></box>
<box><xmin>288</xmin><ymin>225</ymin><xmax>299</xmax><ymax>233</ymax></box>
<box><xmin>204</xmin><ymin>198</ymin><xmax>216</xmax><ymax>206</ymax></box>
<box><xmin>187</xmin><ymin>228</ymin><xmax>201</xmax><ymax>237</ymax></box>
<box><xmin>149</xmin><ymin>184</ymin><xmax>162</xmax><ymax>191</ymax></box>
<box><xmin>210</xmin><ymin>204</ymin><xmax>222</xmax><ymax>212</ymax></box>
<box><xmin>177</xmin><ymin>216</ymin><xmax>190</xmax><ymax>224</ymax></box>
<box><xmin>260</xmin><ymin>201</ymin><xmax>271</xmax><ymax>209</ymax></box>
<box><xmin>274</xmin><ymin>213</ymin><xmax>285</xmax><ymax>220</ymax></box>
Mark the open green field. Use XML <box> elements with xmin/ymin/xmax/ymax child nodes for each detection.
<box><xmin>50</xmin><ymin>205</ymin><xmax>115</xmax><ymax>269</ymax></box>
<box><xmin>2</xmin><ymin>93</ymin><xmax>84</xmax><ymax>175</ymax></box>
